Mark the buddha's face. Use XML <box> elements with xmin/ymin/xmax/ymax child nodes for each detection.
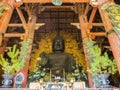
<box><xmin>54</xmin><ymin>40</ymin><xmax>63</xmax><ymax>51</ymax></box>
<box><xmin>52</xmin><ymin>36</ymin><xmax>64</xmax><ymax>52</ymax></box>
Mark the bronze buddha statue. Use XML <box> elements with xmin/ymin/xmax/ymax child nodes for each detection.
<box><xmin>40</xmin><ymin>36</ymin><xmax>75</xmax><ymax>77</ymax></box>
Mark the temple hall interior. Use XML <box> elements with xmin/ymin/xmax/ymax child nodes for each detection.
<box><xmin>0</xmin><ymin>0</ymin><xmax>120</xmax><ymax>89</ymax></box>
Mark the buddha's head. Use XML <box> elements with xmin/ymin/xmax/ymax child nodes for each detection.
<box><xmin>52</xmin><ymin>36</ymin><xmax>65</xmax><ymax>52</ymax></box>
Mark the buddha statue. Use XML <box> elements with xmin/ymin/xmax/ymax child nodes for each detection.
<box><xmin>39</xmin><ymin>36</ymin><xmax>75</xmax><ymax>77</ymax></box>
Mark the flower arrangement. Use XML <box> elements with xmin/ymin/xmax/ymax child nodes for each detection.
<box><xmin>28</xmin><ymin>66</ymin><xmax>49</xmax><ymax>82</ymax></box>
<box><xmin>72</xmin><ymin>64</ymin><xmax>87</xmax><ymax>81</ymax></box>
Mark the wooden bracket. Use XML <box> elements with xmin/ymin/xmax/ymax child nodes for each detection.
<box><xmin>8</xmin><ymin>23</ymin><xmax>45</xmax><ymax>29</ymax></box>
<box><xmin>25</xmin><ymin>3</ymin><xmax>31</xmax><ymax>17</ymax></box>
<box><xmin>71</xmin><ymin>22</ymin><xmax>104</xmax><ymax>29</ymax></box>
<box><xmin>16</xmin><ymin>7</ymin><xmax>29</xmax><ymax>39</ymax></box>
<box><xmin>16</xmin><ymin>7</ymin><xmax>28</xmax><ymax>29</ymax></box>
<box><xmin>70</xmin><ymin>23</ymin><xmax>80</xmax><ymax>29</ymax></box>
<box><xmin>14</xmin><ymin>0</ymin><xmax>23</xmax><ymax>7</ymax></box>
<box><xmin>90</xmin><ymin>32</ymin><xmax>106</xmax><ymax>39</ymax></box>
<box><xmin>84</xmin><ymin>3</ymin><xmax>90</xmax><ymax>16</ymax></box>
<box><xmin>87</xmin><ymin>1</ymin><xmax>98</xmax><ymax>34</ymax></box>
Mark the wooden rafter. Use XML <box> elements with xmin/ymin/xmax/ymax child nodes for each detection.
<box><xmin>25</xmin><ymin>4</ymin><xmax>31</xmax><ymax>17</ymax></box>
<box><xmin>84</xmin><ymin>3</ymin><xmax>90</xmax><ymax>16</ymax></box>
<box><xmin>14</xmin><ymin>7</ymin><xmax>45</xmax><ymax>40</ymax></box>
<box><xmin>87</xmin><ymin>2</ymin><xmax>98</xmax><ymax>34</ymax></box>
<box><xmin>15</xmin><ymin>8</ymin><xmax>26</xmax><ymax>24</ymax></box>
<box><xmin>16</xmin><ymin>7</ymin><xmax>28</xmax><ymax>39</ymax></box>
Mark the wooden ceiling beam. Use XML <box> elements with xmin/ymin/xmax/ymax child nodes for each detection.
<box><xmin>4</xmin><ymin>33</ymin><xmax>25</xmax><ymax>37</ymax></box>
<box><xmin>92</xmin><ymin>23</ymin><xmax>104</xmax><ymax>26</ymax></box>
<box><xmin>71</xmin><ymin>22</ymin><xmax>104</xmax><ymax>29</ymax></box>
<box><xmin>8</xmin><ymin>23</ymin><xmax>45</xmax><ymax>27</ymax></box>
<box><xmin>90</xmin><ymin>32</ymin><xmax>106</xmax><ymax>39</ymax></box>
<box><xmin>90</xmin><ymin>32</ymin><xmax>106</xmax><ymax>36</ymax></box>
<box><xmin>43</xmin><ymin>6</ymin><xmax>73</xmax><ymax>9</ymax></box>
<box><xmin>23</xmin><ymin>0</ymin><xmax>90</xmax><ymax>3</ymax></box>
<box><xmin>8</xmin><ymin>24</ymin><xmax>23</xmax><ymax>27</ymax></box>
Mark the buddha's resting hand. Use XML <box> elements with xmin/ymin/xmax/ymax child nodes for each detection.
<box><xmin>39</xmin><ymin>52</ymin><xmax>48</xmax><ymax>66</ymax></box>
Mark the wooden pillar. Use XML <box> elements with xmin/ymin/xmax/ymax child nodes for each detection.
<box><xmin>98</xmin><ymin>2</ymin><xmax>120</xmax><ymax>73</ymax></box>
<box><xmin>23</xmin><ymin>15</ymin><xmax>37</xmax><ymax>87</ymax></box>
<box><xmin>0</xmin><ymin>38</ymin><xmax>9</xmax><ymax>54</ymax></box>
<box><xmin>0</xmin><ymin>0</ymin><xmax>15</xmax><ymax>46</ymax></box>
<box><xmin>79</xmin><ymin>15</ymin><xmax>93</xmax><ymax>87</ymax></box>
